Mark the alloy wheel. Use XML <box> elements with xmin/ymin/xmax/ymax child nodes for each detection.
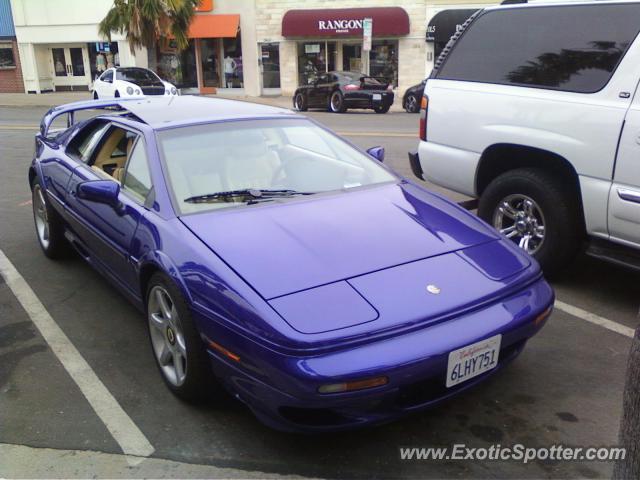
<box><xmin>295</xmin><ymin>94</ymin><xmax>303</xmax><ymax>110</ymax></box>
<box><xmin>492</xmin><ymin>194</ymin><xmax>546</xmax><ymax>255</ymax></box>
<box><xmin>148</xmin><ymin>286</ymin><xmax>188</xmax><ymax>386</ymax></box>
<box><xmin>33</xmin><ymin>184</ymin><xmax>50</xmax><ymax>249</ymax></box>
<box><xmin>330</xmin><ymin>92</ymin><xmax>342</xmax><ymax>112</ymax></box>
<box><xmin>406</xmin><ymin>95</ymin><xmax>417</xmax><ymax>112</ymax></box>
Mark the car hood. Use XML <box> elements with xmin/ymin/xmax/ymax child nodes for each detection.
<box><xmin>180</xmin><ymin>182</ymin><xmax>501</xmax><ymax>301</ymax></box>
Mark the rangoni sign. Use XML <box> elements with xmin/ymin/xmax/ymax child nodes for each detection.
<box><xmin>282</xmin><ymin>7</ymin><xmax>409</xmax><ymax>37</ymax></box>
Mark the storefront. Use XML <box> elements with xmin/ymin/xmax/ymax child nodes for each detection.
<box><xmin>11</xmin><ymin>0</ymin><xmax>142</xmax><ymax>93</ymax></box>
<box><xmin>281</xmin><ymin>7</ymin><xmax>409</xmax><ymax>88</ymax></box>
<box><xmin>154</xmin><ymin>14</ymin><xmax>243</xmax><ymax>93</ymax></box>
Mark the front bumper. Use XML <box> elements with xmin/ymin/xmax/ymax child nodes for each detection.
<box><xmin>202</xmin><ymin>277</ymin><xmax>554</xmax><ymax>432</ymax></box>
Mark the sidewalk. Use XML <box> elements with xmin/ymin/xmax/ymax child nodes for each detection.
<box><xmin>0</xmin><ymin>91</ymin><xmax>405</xmax><ymax>112</ymax></box>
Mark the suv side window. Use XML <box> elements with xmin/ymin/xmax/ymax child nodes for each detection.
<box><xmin>67</xmin><ymin>121</ymin><xmax>110</xmax><ymax>163</ymax></box>
<box><xmin>122</xmin><ymin>140</ymin><xmax>152</xmax><ymax>203</ymax></box>
<box><xmin>436</xmin><ymin>4</ymin><xmax>640</xmax><ymax>93</ymax></box>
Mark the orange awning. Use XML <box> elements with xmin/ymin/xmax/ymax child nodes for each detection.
<box><xmin>188</xmin><ymin>14</ymin><xmax>239</xmax><ymax>38</ymax></box>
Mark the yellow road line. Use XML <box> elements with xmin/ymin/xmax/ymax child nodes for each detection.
<box><xmin>336</xmin><ymin>131</ymin><xmax>415</xmax><ymax>138</ymax></box>
<box><xmin>0</xmin><ymin>125</ymin><xmax>38</xmax><ymax>130</ymax></box>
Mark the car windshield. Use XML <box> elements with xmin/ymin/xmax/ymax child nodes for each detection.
<box><xmin>116</xmin><ymin>68</ymin><xmax>159</xmax><ymax>83</ymax></box>
<box><xmin>157</xmin><ymin>119</ymin><xmax>397</xmax><ymax>214</ymax></box>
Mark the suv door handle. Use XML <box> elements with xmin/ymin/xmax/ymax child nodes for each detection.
<box><xmin>618</xmin><ymin>187</ymin><xmax>640</xmax><ymax>204</ymax></box>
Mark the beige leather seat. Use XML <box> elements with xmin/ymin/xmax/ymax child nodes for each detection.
<box><xmin>93</xmin><ymin>129</ymin><xmax>126</xmax><ymax>170</ymax></box>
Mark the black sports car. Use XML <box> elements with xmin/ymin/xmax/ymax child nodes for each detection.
<box><xmin>293</xmin><ymin>71</ymin><xmax>394</xmax><ymax>114</ymax></box>
<box><xmin>402</xmin><ymin>80</ymin><xmax>426</xmax><ymax>113</ymax></box>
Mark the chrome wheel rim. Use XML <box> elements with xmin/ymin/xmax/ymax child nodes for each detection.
<box><xmin>406</xmin><ymin>95</ymin><xmax>417</xmax><ymax>112</ymax></box>
<box><xmin>295</xmin><ymin>94</ymin><xmax>303</xmax><ymax>110</ymax></box>
<box><xmin>493</xmin><ymin>194</ymin><xmax>546</xmax><ymax>255</ymax></box>
<box><xmin>330</xmin><ymin>92</ymin><xmax>342</xmax><ymax>111</ymax></box>
<box><xmin>148</xmin><ymin>286</ymin><xmax>187</xmax><ymax>386</ymax></box>
<box><xmin>33</xmin><ymin>185</ymin><xmax>50</xmax><ymax>249</ymax></box>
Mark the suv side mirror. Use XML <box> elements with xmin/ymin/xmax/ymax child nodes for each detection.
<box><xmin>367</xmin><ymin>146</ymin><xmax>385</xmax><ymax>162</ymax></box>
<box><xmin>77</xmin><ymin>180</ymin><xmax>122</xmax><ymax>211</ymax></box>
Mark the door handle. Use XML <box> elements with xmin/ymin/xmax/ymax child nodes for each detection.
<box><xmin>618</xmin><ymin>187</ymin><xmax>640</xmax><ymax>204</ymax></box>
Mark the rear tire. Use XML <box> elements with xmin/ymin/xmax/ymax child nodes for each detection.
<box><xmin>374</xmin><ymin>104</ymin><xmax>391</xmax><ymax>114</ymax></box>
<box><xmin>146</xmin><ymin>272</ymin><xmax>218</xmax><ymax>402</ymax></box>
<box><xmin>31</xmin><ymin>177</ymin><xmax>68</xmax><ymax>259</ymax></box>
<box><xmin>329</xmin><ymin>90</ymin><xmax>346</xmax><ymax>113</ymax></box>
<box><xmin>478</xmin><ymin>167</ymin><xmax>582</xmax><ymax>277</ymax></box>
<box><xmin>293</xmin><ymin>92</ymin><xmax>308</xmax><ymax>111</ymax></box>
<box><xmin>404</xmin><ymin>94</ymin><xmax>419</xmax><ymax>113</ymax></box>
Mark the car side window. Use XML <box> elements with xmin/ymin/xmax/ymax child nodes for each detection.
<box><xmin>437</xmin><ymin>4</ymin><xmax>640</xmax><ymax>93</ymax></box>
<box><xmin>67</xmin><ymin>121</ymin><xmax>110</xmax><ymax>163</ymax></box>
<box><xmin>100</xmin><ymin>70</ymin><xmax>113</xmax><ymax>83</ymax></box>
<box><xmin>122</xmin><ymin>139</ymin><xmax>153</xmax><ymax>203</ymax></box>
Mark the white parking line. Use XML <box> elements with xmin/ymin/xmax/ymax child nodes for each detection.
<box><xmin>0</xmin><ymin>248</ymin><xmax>155</xmax><ymax>457</ymax></box>
<box><xmin>555</xmin><ymin>300</ymin><xmax>636</xmax><ymax>338</ymax></box>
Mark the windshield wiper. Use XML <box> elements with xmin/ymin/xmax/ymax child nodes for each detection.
<box><xmin>184</xmin><ymin>189</ymin><xmax>315</xmax><ymax>204</ymax></box>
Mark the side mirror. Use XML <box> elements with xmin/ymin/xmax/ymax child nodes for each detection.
<box><xmin>367</xmin><ymin>146</ymin><xmax>385</xmax><ymax>162</ymax></box>
<box><xmin>77</xmin><ymin>180</ymin><xmax>122</xmax><ymax>211</ymax></box>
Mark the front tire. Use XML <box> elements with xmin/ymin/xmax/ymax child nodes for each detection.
<box><xmin>329</xmin><ymin>90</ymin><xmax>346</xmax><ymax>113</ymax></box>
<box><xmin>293</xmin><ymin>92</ymin><xmax>308</xmax><ymax>111</ymax></box>
<box><xmin>93</xmin><ymin>91</ymin><xmax>99</xmax><ymax>100</ymax></box>
<box><xmin>478</xmin><ymin>168</ymin><xmax>582</xmax><ymax>277</ymax></box>
<box><xmin>374</xmin><ymin>104</ymin><xmax>391</xmax><ymax>114</ymax></box>
<box><xmin>114</xmin><ymin>90</ymin><xmax>120</xmax><ymax>98</ymax></box>
<box><xmin>32</xmin><ymin>178</ymin><xmax>68</xmax><ymax>259</ymax></box>
<box><xmin>146</xmin><ymin>272</ymin><xmax>215</xmax><ymax>402</ymax></box>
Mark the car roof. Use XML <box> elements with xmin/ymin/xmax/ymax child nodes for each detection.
<box><xmin>114</xmin><ymin>95</ymin><xmax>296</xmax><ymax>129</ymax></box>
<box><xmin>485</xmin><ymin>0</ymin><xmax>640</xmax><ymax>12</ymax></box>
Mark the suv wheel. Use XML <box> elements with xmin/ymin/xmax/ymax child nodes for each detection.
<box><xmin>478</xmin><ymin>168</ymin><xmax>582</xmax><ymax>277</ymax></box>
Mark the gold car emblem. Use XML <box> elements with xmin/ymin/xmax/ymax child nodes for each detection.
<box><xmin>426</xmin><ymin>284</ymin><xmax>441</xmax><ymax>295</ymax></box>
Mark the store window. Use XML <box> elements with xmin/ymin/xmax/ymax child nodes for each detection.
<box><xmin>157</xmin><ymin>39</ymin><xmax>197</xmax><ymax>89</ymax></box>
<box><xmin>0</xmin><ymin>43</ymin><xmax>16</xmax><ymax>68</ymax></box>
<box><xmin>88</xmin><ymin>42</ymin><xmax>119</xmax><ymax>81</ymax></box>
<box><xmin>223</xmin><ymin>33</ymin><xmax>243</xmax><ymax>88</ymax></box>
<box><xmin>369</xmin><ymin>40</ymin><xmax>398</xmax><ymax>87</ymax></box>
<box><xmin>297</xmin><ymin>41</ymin><xmax>336</xmax><ymax>85</ymax></box>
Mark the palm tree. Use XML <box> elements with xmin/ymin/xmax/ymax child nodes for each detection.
<box><xmin>99</xmin><ymin>0</ymin><xmax>199</xmax><ymax>53</ymax></box>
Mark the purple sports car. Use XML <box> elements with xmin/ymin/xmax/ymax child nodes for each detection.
<box><xmin>30</xmin><ymin>96</ymin><xmax>554</xmax><ymax>432</ymax></box>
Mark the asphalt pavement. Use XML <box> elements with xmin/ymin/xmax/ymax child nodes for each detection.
<box><xmin>0</xmin><ymin>100</ymin><xmax>637</xmax><ymax>479</ymax></box>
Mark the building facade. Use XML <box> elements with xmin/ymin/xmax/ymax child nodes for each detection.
<box><xmin>10</xmin><ymin>0</ymin><xmax>145</xmax><ymax>93</ymax></box>
<box><xmin>255</xmin><ymin>0</ymin><xmax>428</xmax><ymax>96</ymax></box>
<box><xmin>148</xmin><ymin>0</ymin><xmax>261</xmax><ymax>96</ymax></box>
<box><xmin>0</xmin><ymin>0</ymin><xmax>24</xmax><ymax>93</ymax></box>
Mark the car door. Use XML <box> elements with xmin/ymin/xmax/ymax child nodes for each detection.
<box><xmin>307</xmin><ymin>73</ymin><xmax>327</xmax><ymax>107</ymax></box>
<box><xmin>608</xmin><ymin>92</ymin><xmax>640</xmax><ymax>247</ymax></box>
<box><xmin>95</xmin><ymin>69</ymin><xmax>114</xmax><ymax>98</ymax></box>
<box><xmin>65</xmin><ymin>125</ymin><xmax>153</xmax><ymax>293</ymax></box>
<box><xmin>40</xmin><ymin>120</ymin><xmax>110</xmax><ymax>218</ymax></box>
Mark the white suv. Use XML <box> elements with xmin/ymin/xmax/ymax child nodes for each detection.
<box><xmin>412</xmin><ymin>0</ymin><xmax>640</xmax><ymax>275</ymax></box>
